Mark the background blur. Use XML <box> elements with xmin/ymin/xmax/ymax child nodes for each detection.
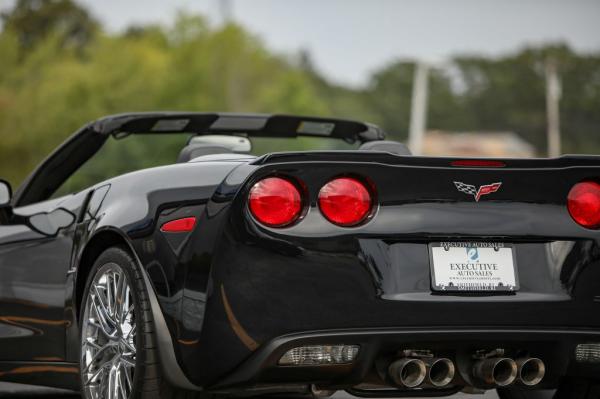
<box><xmin>1</xmin><ymin>0</ymin><xmax>599</xmax><ymax>189</ymax></box>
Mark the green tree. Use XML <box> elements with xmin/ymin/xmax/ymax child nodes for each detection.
<box><xmin>455</xmin><ymin>45</ymin><xmax>600</xmax><ymax>154</ymax></box>
<box><xmin>0</xmin><ymin>8</ymin><xmax>333</xmax><ymax>187</ymax></box>
<box><xmin>1</xmin><ymin>0</ymin><xmax>98</xmax><ymax>54</ymax></box>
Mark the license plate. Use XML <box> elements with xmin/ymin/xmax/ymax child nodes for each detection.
<box><xmin>429</xmin><ymin>242</ymin><xmax>519</xmax><ymax>292</ymax></box>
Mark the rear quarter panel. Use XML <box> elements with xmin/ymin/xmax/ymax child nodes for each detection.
<box><xmin>67</xmin><ymin>160</ymin><xmax>252</xmax><ymax>368</ymax></box>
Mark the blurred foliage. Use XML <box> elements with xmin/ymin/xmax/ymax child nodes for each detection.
<box><xmin>1</xmin><ymin>0</ymin><xmax>98</xmax><ymax>54</ymax></box>
<box><xmin>0</xmin><ymin>1</ymin><xmax>330</xmax><ymax>187</ymax></box>
<box><xmin>330</xmin><ymin>47</ymin><xmax>600</xmax><ymax>154</ymax></box>
<box><xmin>0</xmin><ymin>0</ymin><xmax>599</xmax><ymax>191</ymax></box>
<box><xmin>452</xmin><ymin>45</ymin><xmax>600</xmax><ymax>154</ymax></box>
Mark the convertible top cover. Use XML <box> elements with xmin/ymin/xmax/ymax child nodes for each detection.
<box><xmin>91</xmin><ymin>112</ymin><xmax>386</xmax><ymax>143</ymax></box>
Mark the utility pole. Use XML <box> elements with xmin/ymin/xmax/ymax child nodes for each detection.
<box><xmin>545</xmin><ymin>59</ymin><xmax>562</xmax><ymax>157</ymax></box>
<box><xmin>408</xmin><ymin>62</ymin><xmax>429</xmax><ymax>155</ymax></box>
<box><xmin>219</xmin><ymin>0</ymin><xmax>233</xmax><ymax>24</ymax></box>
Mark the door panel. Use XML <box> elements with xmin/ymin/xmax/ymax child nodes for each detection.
<box><xmin>0</xmin><ymin>195</ymin><xmax>83</xmax><ymax>361</ymax></box>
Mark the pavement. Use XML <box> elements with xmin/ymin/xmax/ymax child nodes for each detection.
<box><xmin>0</xmin><ymin>382</ymin><xmax>502</xmax><ymax>398</ymax></box>
<box><xmin>0</xmin><ymin>382</ymin><xmax>79</xmax><ymax>398</ymax></box>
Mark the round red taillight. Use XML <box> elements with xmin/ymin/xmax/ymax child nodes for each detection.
<box><xmin>568</xmin><ymin>181</ymin><xmax>600</xmax><ymax>229</ymax></box>
<box><xmin>248</xmin><ymin>177</ymin><xmax>302</xmax><ymax>227</ymax></box>
<box><xmin>318</xmin><ymin>177</ymin><xmax>373</xmax><ymax>226</ymax></box>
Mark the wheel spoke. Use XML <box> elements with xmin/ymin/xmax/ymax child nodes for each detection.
<box><xmin>92</xmin><ymin>285</ymin><xmax>116</xmax><ymax>331</ymax></box>
<box><xmin>93</xmin><ymin>284</ymin><xmax>111</xmax><ymax>318</ymax></box>
<box><xmin>82</xmin><ymin>344</ymin><xmax>112</xmax><ymax>376</ymax></box>
<box><xmin>107</xmin><ymin>365</ymin><xmax>116</xmax><ymax>399</ymax></box>
<box><xmin>85</xmin><ymin>367</ymin><xmax>104</xmax><ymax>386</ymax></box>
<box><xmin>90</xmin><ymin>307</ymin><xmax>112</xmax><ymax>338</ymax></box>
<box><xmin>120</xmin><ymin>362</ymin><xmax>132</xmax><ymax>391</ymax></box>
<box><xmin>126</xmin><ymin>323</ymin><xmax>136</xmax><ymax>340</ymax></box>
<box><xmin>85</xmin><ymin>383</ymin><xmax>102</xmax><ymax>399</ymax></box>
<box><xmin>117</xmin><ymin>367</ymin><xmax>128</xmax><ymax>399</ymax></box>
<box><xmin>106</xmin><ymin>274</ymin><xmax>115</xmax><ymax>320</ymax></box>
<box><xmin>88</xmin><ymin>319</ymin><xmax>111</xmax><ymax>339</ymax></box>
<box><xmin>115</xmin><ymin>274</ymin><xmax>127</xmax><ymax>323</ymax></box>
<box><xmin>111</xmin><ymin>271</ymin><xmax>121</xmax><ymax>319</ymax></box>
<box><xmin>120</xmin><ymin>354</ymin><xmax>136</xmax><ymax>368</ymax></box>
<box><xmin>84</xmin><ymin>337</ymin><xmax>102</xmax><ymax>350</ymax></box>
<box><xmin>120</xmin><ymin>337</ymin><xmax>136</xmax><ymax>354</ymax></box>
<box><xmin>84</xmin><ymin>356</ymin><xmax>113</xmax><ymax>385</ymax></box>
<box><xmin>120</xmin><ymin>303</ymin><xmax>134</xmax><ymax>330</ymax></box>
<box><xmin>123</xmin><ymin>287</ymin><xmax>131</xmax><ymax>324</ymax></box>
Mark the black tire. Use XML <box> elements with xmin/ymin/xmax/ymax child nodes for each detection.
<box><xmin>79</xmin><ymin>246</ymin><xmax>205</xmax><ymax>399</ymax></box>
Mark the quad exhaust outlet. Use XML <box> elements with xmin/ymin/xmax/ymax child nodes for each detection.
<box><xmin>387</xmin><ymin>353</ymin><xmax>544</xmax><ymax>390</ymax></box>
<box><xmin>472</xmin><ymin>357</ymin><xmax>518</xmax><ymax>387</ymax></box>
<box><xmin>516</xmin><ymin>357</ymin><xmax>545</xmax><ymax>386</ymax></box>
<box><xmin>388</xmin><ymin>358</ymin><xmax>427</xmax><ymax>388</ymax></box>
<box><xmin>389</xmin><ymin>357</ymin><xmax>455</xmax><ymax>388</ymax></box>
<box><xmin>425</xmin><ymin>357</ymin><xmax>455</xmax><ymax>387</ymax></box>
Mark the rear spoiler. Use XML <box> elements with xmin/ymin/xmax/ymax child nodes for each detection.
<box><xmin>90</xmin><ymin>112</ymin><xmax>386</xmax><ymax>144</ymax></box>
<box><xmin>254</xmin><ymin>151</ymin><xmax>600</xmax><ymax>168</ymax></box>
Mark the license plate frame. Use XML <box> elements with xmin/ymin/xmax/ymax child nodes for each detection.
<box><xmin>429</xmin><ymin>242</ymin><xmax>519</xmax><ymax>292</ymax></box>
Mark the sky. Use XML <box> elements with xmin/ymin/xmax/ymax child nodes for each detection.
<box><xmin>3</xmin><ymin>0</ymin><xmax>600</xmax><ymax>86</ymax></box>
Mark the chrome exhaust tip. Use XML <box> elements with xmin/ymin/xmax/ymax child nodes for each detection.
<box><xmin>389</xmin><ymin>358</ymin><xmax>427</xmax><ymax>388</ymax></box>
<box><xmin>517</xmin><ymin>358</ymin><xmax>545</xmax><ymax>386</ymax></box>
<box><xmin>473</xmin><ymin>357</ymin><xmax>518</xmax><ymax>387</ymax></box>
<box><xmin>426</xmin><ymin>358</ymin><xmax>455</xmax><ymax>387</ymax></box>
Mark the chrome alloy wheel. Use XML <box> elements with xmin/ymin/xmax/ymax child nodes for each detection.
<box><xmin>81</xmin><ymin>263</ymin><xmax>136</xmax><ymax>399</ymax></box>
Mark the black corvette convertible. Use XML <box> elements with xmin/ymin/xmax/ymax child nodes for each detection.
<box><xmin>0</xmin><ymin>112</ymin><xmax>599</xmax><ymax>399</ymax></box>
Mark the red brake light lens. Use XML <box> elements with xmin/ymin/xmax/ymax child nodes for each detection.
<box><xmin>318</xmin><ymin>177</ymin><xmax>373</xmax><ymax>226</ymax></box>
<box><xmin>249</xmin><ymin>177</ymin><xmax>302</xmax><ymax>227</ymax></box>
<box><xmin>451</xmin><ymin>160</ymin><xmax>506</xmax><ymax>168</ymax></box>
<box><xmin>160</xmin><ymin>217</ymin><xmax>197</xmax><ymax>233</ymax></box>
<box><xmin>567</xmin><ymin>181</ymin><xmax>600</xmax><ymax>229</ymax></box>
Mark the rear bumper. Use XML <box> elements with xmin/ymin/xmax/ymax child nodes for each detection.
<box><xmin>211</xmin><ymin>327</ymin><xmax>600</xmax><ymax>392</ymax></box>
<box><xmin>175</xmin><ymin>220</ymin><xmax>600</xmax><ymax>387</ymax></box>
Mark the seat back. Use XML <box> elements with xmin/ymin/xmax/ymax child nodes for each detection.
<box><xmin>359</xmin><ymin>140</ymin><xmax>412</xmax><ymax>155</ymax></box>
<box><xmin>177</xmin><ymin>144</ymin><xmax>234</xmax><ymax>163</ymax></box>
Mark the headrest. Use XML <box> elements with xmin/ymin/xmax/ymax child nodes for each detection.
<box><xmin>358</xmin><ymin>140</ymin><xmax>412</xmax><ymax>156</ymax></box>
<box><xmin>177</xmin><ymin>144</ymin><xmax>234</xmax><ymax>163</ymax></box>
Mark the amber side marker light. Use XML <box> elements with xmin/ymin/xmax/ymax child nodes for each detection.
<box><xmin>160</xmin><ymin>217</ymin><xmax>197</xmax><ymax>233</ymax></box>
<box><xmin>567</xmin><ymin>181</ymin><xmax>600</xmax><ymax>229</ymax></box>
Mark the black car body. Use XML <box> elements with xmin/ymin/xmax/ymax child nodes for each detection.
<box><xmin>0</xmin><ymin>112</ymin><xmax>599</xmax><ymax>399</ymax></box>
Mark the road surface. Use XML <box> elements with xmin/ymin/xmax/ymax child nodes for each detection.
<box><xmin>0</xmin><ymin>382</ymin><xmax>502</xmax><ymax>398</ymax></box>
